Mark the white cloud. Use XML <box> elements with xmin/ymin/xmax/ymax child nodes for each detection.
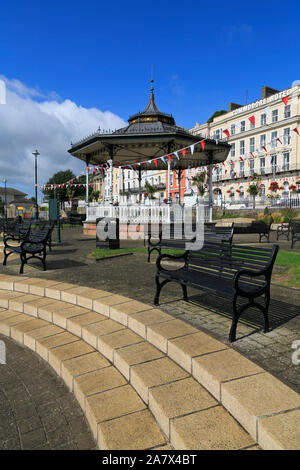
<box><xmin>0</xmin><ymin>76</ymin><xmax>127</xmax><ymax>197</ymax></box>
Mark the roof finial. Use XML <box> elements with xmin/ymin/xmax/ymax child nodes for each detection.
<box><xmin>150</xmin><ymin>65</ymin><xmax>154</xmax><ymax>92</ymax></box>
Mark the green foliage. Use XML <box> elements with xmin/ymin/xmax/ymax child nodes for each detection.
<box><xmin>207</xmin><ymin>110</ymin><xmax>227</xmax><ymax>123</ymax></box>
<box><xmin>264</xmin><ymin>206</ymin><xmax>269</xmax><ymax>216</ymax></box>
<box><xmin>42</xmin><ymin>170</ymin><xmax>86</xmax><ymax>202</ymax></box>
<box><xmin>144</xmin><ymin>181</ymin><xmax>157</xmax><ymax>199</ymax></box>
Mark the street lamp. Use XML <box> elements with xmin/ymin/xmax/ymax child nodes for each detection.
<box><xmin>2</xmin><ymin>178</ymin><xmax>7</xmax><ymax>222</ymax></box>
<box><xmin>32</xmin><ymin>150</ymin><xmax>40</xmax><ymax>220</ymax></box>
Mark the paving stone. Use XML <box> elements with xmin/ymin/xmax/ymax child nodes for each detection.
<box><xmin>76</xmin><ymin>289</ymin><xmax>112</xmax><ymax>310</ymax></box>
<box><xmin>149</xmin><ymin>377</ymin><xmax>218</xmax><ymax>437</ymax></box>
<box><xmin>61</xmin><ymin>351</ymin><xmax>110</xmax><ymax>390</ymax></box>
<box><xmin>97</xmin><ymin>409</ymin><xmax>166</xmax><ymax>450</ymax></box>
<box><xmin>131</xmin><ymin>357</ymin><xmax>189</xmax><ymax>403</ymax></box>
<box><xmin>9</xmin><ymin>294</ymin><xmax>39</xmax><ymax>312</ymax></box>
<box><xmin>168</xmin><ymin>331</ymin><xmax>228</xmax><ymax>373</ymax></box>
<box><xmin>82</xmin><ymin>319</ymin><xmax>126</xmax><ymax>348</ymax></box>
<box><xmin>146</xmin><ymin>319</ymin><xmax>199</xmax><ymax>353</ymax></box>
<box><xmin>48</xmin><ymin>340</ymin><xmax>94</xmax><ymax>374</ymax></box>
<box><xmin>221</xmin><ymin>372</ymin><xmax>300</xmax><ymax>440</ymax></box>
<box><xmin>23</xmin><ymin>297</ymin><xmax>57</xmax><ymax>316</ymax></box>
<box><xmin>36</xmin><ymin>332</ymin><xmax>79</xmax><ymax>361</ymax></box>
<box><xmin>0</xmin><ymin>312</ymin><xmax>34</xmax><ymax>336</ymax></box>
<box><xmin>128</xmin><ymin>309</ymin><xmax>174</xmax><ymax>338</ymax></box>
<box><xmin>23</xmin><ymin>324</ymin><xmax>64</xmax><ymax>351</ymax></box>
<box><xmin>97</xmin><ymin>328</ymin><xmax>143</xmax><ymax>362</ymax></box>
<box><xmin>192</xmin><ymin>348</ymin><xmax>264</xmax><ymax>400</ymax></box>
<box><xmin>67</xmin><ymin>311</ymin><xmax>107</xmax><ymax>337</ymax></box>
<box><xmin>45</xmin><ymin>282</ymin><xmax>76</xmax><ymax>300</ymax></box>
<box><xmin>74</xmin><ymin>366</ymin><xmax>127</xmax><ymax>410</ymax></box>
<box><xmin>0</xmin><ymin>291</ymin><xmax>24</xmax><ymax>308</ymax></box>
<box><xmin>93</xmin><ymin>294</ymin><xmax>132</xmax><ymax>316</ymax></box>
<box><xmin>110</xmin><ymin>300</ymin><xmax>153</xmax><ymax>326</ymax></box>
<box><xmin>38</xmin><ymin>300</ymin><xmax>72</xmax><ymax>322</ymax></box>
<box><xmin>114</xmin><ymin>341</ymin><xmax>164</xmax><ymax>380</ymax></box>
<box><xmin>11</xmin><ymin>318</ymin><xmax>49</xmax><ymax>343</ymax></box>
<box><xmin>21</xmin><ymin>428</ymin><xmax>47</xmax><ymax>450</ymax></box>
<box><xmin>258</xmin><ymin>409</ymin><xmax>300</xmax><ymax>450</ymax></box>
<box><xmin>29</xmin><ymin>280</ymin><xmax>62</xmax><ymax>296</ymax></box>
<box><xmin>170</xmin><ymin>406</ymin><xmax>255</xmax><ymax>450</ymax></box>
<box><xmin>61</xmin><ymin>286</ymin><xmax>100</xmax><ymax>304</ymax></box>
<box><xmin>86</xmin><ymin>384</ymin><xmax>146</xmax><ymax>437</ymax></box>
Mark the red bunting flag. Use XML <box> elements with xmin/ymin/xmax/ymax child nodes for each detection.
<box><xmin>223</xmin><ymin>129</ymin><xmax>230</xmax><ymax>138</ymax></box>
<box><xmin>250</xmin><ymin>152</ymin><xmax>254</xmax><ymax>158</ymax></box>
<box><xmin>239</xmin><ymin>157</ymin><xmax>244</xmax><ymax>161</ymax></box>
<box><xmin>167</xmin><ymin>154</ymin><xmax>172</xmax><ymax>162</ymax></box>
<box><xmin>282</xmin><ymin>95</ymin><xmax>289</xmax><ymax>107</ymax></box>
<box><xmin>222</xmin><ymin>161</ymin><xmax>225</xmax><ymax>166</ymax></box>
<box><xmin>248</xmin><ymin>116</ymin><xmax>255</xmax><ymax>126</ymax></box>
<box><xmin>154</xmin><ymin>159</ymin><xmax>158</xmax><ymax>167</ymax></box>
<box><xmin>182</xmin><ymin>149</ymin><xmax>186</xmax><ymax>158</ymax></box>
<box><xmin>262</xmin><ymin>146</ymin><xmax>267</xmax><ymax>152</ymax></box>
<box><xmin>200</xmin><ymin>140</ymin><xmax>205</xmax><ymax>150</ymax></box>
<box><xmin>276</xmin><ymin>138</ymin><xmax>282</xmax><ymax>145</ymax></box>
<box><xmin>293</xmin><ymin>128</ymin><xmax>300</xmax><ymax>135</ymax></box>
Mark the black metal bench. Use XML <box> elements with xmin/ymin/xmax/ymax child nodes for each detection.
<box><xmin>154</xmin><ymin>241</ymin><xmax>279</xmax><ymax>342</ymax></box>
<box><xmin>147</xmin><ymin>225</ymin><xmax>234</xmax><ymax>262</ymax></box>
<box><xmin>3</xmin><ymin>227</ymin><xmax>52</xmax><ymax>274</ymax></box>
<box><xmin>290</xmin><ymin>220</ymin><xmax>300</xmax><ymax>248</ymax></box>
<box><xmin>234</xmin><ymin>221</ymin><xmax>272</xmax><ymax>242</ymax></box>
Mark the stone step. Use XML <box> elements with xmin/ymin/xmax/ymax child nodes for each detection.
<box><xmin>0</xmin><ymin>309</ymin><xmax>169</xmax><ymax>450</ymax></box>
<box><xmin>0</xmin><ymin>274</ymin><xmax>299</xmax><ymax>449</ymax></box>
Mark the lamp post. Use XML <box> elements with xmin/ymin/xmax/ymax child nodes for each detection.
<box><xmin>32</xmin><ymin>149</ymin><xmax>40</xmax><ymax>220</ymax></box>
<box><xmin>2</xmin><ymin>178</ymin><xmax>7</xmax><ymax>222</ymax></box>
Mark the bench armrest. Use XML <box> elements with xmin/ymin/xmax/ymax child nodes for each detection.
<box><xmin>156</xmin><ymin>252</ymin><xmax>188</xmax><ymax>271</ymax></box>
<box><xmin>148</xmin><ymin>232</ymin><xmax>162</xmax><ymax>247</ymax></box>
<box><xmin>234</xmin><ymin>267</ymin><xmax>269</xmax><ymax>296</ymax></box>
<box><xmin>3</xmin><ymin>236</ymin><xmax>20</xmax><ymax>248</ymax></box>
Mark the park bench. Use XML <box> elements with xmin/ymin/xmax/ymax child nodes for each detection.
<box><xmin>3</xmin><ymin>220</ymin><xmax>32</xmax><ymax>242</ymax></box>
<box><xmin>154</xmin><ymin>241</ymin><xmax>279</xmax><ymax>342</ymax></box>
<box><xmin>147</xmin><ymin>225</ymin><xmax>234</xmax><ymax>262</ymax></box>
<box><xmin>3</xmin><ymin>227</ymin><xmax>52</xmax><ymax>274</ymax></box>
<box><xmin>290</xmin><ymin>220</ymin><xmax>300</xmax><ymax>248</ymax></box>
<box><xmin>233</xmin><ymin>220</ymin><xmax>272</xmax><ymax>242</ymax></box>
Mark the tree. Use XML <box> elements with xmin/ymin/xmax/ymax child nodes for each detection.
<box><xmin>144</xmin><ymin>181</ymin><xmax>157</xmax><ymax>200</ymax></box>
<box><xmin>207</xmin><ymin>110</ymin><xmax>227</xmax><ymax>123</ymax></box>
<box><xmin>192</xmin><ymin>171</ymin><xmax>207</xmax><ymax>197</ymax></box>
<box><xmin>42</xmin><ymin>170</ymin><xmax>86</xmax><ymax>202</ymax></box>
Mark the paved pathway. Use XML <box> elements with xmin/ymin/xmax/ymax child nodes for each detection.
<box><xmin>1</xmin><ymin>228</ymin><xmax>299</xmax><ymax>395</ymax></box>
<box><xmin>0</xmin><ymin>334</ymin><xmax>97</xmax><ymax>450</ymax></box>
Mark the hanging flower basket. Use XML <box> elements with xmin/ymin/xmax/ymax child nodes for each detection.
<box><xmin>289</xmin><ymin>184</ymin><xmax>297</xmax><ymax>191</ymax></box>
<box><xmin>236</xmin><ymin>189</ymin><xmax>241</xmax><ymax>193</ymax></box>
<box><xmin>268</xmin><ymin>182</ymin><xmax>279</xmax><ymax>192</ymax></box>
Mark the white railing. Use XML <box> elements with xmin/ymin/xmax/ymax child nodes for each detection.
<box><xmin>86</xmin><ymin>203</ymin><xmax>210</xmax><ymax>223</ymax></box>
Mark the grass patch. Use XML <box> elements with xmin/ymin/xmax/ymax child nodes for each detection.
<box><xmin>273</xmin><ymin>250</ymin><xmax>300</xmax><ymax>288</ymax></box>
<box><xmin>90</xmin><ymin>247</ymin><xmax>184</xmax><ymax>258</ymax></box>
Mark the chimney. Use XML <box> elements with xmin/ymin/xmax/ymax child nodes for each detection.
<box><xmin>261</xmin><ymin>86</ymin><xmax>280</xmax><ymax>99</ymax></box>
<box><xmin>228</xmin><ymin>102</ymin><xmax>242</xmax><ymax>112</ymax></box>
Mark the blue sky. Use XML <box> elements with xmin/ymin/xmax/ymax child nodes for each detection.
<box><xmin>0</xmin><ymin>0</ymin><xmax>299</xmax><ymax>196</ymax></box>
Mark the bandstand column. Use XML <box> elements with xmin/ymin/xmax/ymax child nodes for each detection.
<box><xmin>167</xmin><ymin>160</ymin><xmax>171</xmax><ymax>203</ymax></box>
<box><xmin>85</xmin><ymin>161</ymin><xmax>89</xmax><ymax>204</ymax></box>
<box><xmin>208</xmin><ymin>153</ymin><xmax>213</xmax><ymax>223</ymax></box>
<box><xmin>178</xmin><ymin>167</ymin><xmax>182</xmax><ymax>205</ymax></box>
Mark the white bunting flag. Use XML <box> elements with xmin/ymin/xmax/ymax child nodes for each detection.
<box><xmin>161</xmin><ymin>156</ymin><xmax>166</xmax><ymax>164</ymax></box>
<box><xmin>264</xmin><ymin>106</ymin><xmax>270</xmax><ymax>116</ymax></box>
<box><xmin>173</xmin><ymin>151</ymin><xmax>179</xmax><ymax>160</ymax></box>
<box><xmin>235</xmin><ymin>122</ymin><xmax>242</xmax><ymax>129</ymax></box>
<box><xmin>190</xmin><ymin>144</ymin><xmax>195</xmax><ymax>155</ymax></box>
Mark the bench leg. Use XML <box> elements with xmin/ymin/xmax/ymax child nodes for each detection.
<box><xmin>154</xmin><ymin>276</ymin><xmax>170</xmax><ymax>305</ymax></box>
<box><xmin>20</xmin><ymin>254</ymin><xmax>25</xmax><ymax>274</ymax></box>
<box><xmin>229</xmin><ymin>294</ymin><xmax>240</xmax><ymax>342</ymax></box>
<box><xmin>181</xmin><ymin>283</ymin><xmax>188</xmax><ymax>301</ymax></box>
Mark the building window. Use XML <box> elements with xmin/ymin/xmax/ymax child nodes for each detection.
<box><xmin>249</xmin><ymin>159</ymin><xmax>254</xmax><ymax>176</ymax></box>
<box><xmin>230</xmin><ymin>124</ymin><xmax>235</xmax><ymax>136</ymax></box>
<box><xmin>239</xmin><ymin>161</ymin><xmax>244</xmax><ymax>177</ymax></box>
<box><xmin>230</xmin><ymin>143</ymin><xmax>235</xmax><ymax>157</ymax></box>
<box><xmin>272</xmin><ymin>109</ymin><xmax>278</xmax><ymax>123</ymax></box>
<box><xmin>230</xmin><ymin>187</ymin><xmax>234</xmax><ymax>198</ymax></box>
<box><xmin>260</xmin><ymin>157</ymin><xmax>265</xmax><ymax>175</ymax></box>
<box><xmin>249</xmin><ymin>119</ymin><xmax>255</xmax><ymax>130</ymax></box>
<box><xmin>271</xmin><ymin>131</ymin><xmax>278</xmax><ymax>148</ymax></box>
<box><xmin>239</xmin><ymin>186</ymin><xmax>244</xmax><ymax>198</ymax></box>
<box><xmin>240</xmin><ymin>140</ymin><xmax>245</xmax><ymax>155</ymax></box>
<box><xmin>270</xmin><ymin>154</ymin><xmax>277</xmax><ymax>172</ymax></box>
<box><xmin>230</xmin><ymin>163</ymin><xmax>235</xmax><ymax>178</ymax></box>
<box><xmin>240</xmin><ymin>121</ymin><xmax>245</xmax><ymax>132</ymax></box>
<box><xmin>260</xmin><ymin>113</ymin><xmax>266</xmax><ymax>126</ymax></box>
<box><xmin>215</xmin><ymin>129</ymin><xmax>222</xmax><ymax>140</ymax></box>
<box><xmin>158</xmin><ymin>175</ymin><xmax>161</xmax><ymax>184</ymax></box>
<box><xmin>284</xmin><ymin>105</ymin><xmax>291</xmax><ymax>119</ymax></box>
<box><xmin>283</xmin><ymin>128</ymin><xmax>290</xmax><ymax>145</ymax></box>
<box><xmin>249</xmin><ymin>137</ymin><xmax>255</xmax><ymax>153</ymax></box>
<box><xmin>260</xmin><ymin>134</ymin><xmax>266</xmax><ymax>148</ymax></box>
<box><xmin>283</xmin><ymin>152</ymin><xmax>290</xmax><ymax>171</ymax></box>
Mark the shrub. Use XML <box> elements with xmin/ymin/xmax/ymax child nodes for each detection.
<box><xmin>270</xmin><ymin>212</ymin><xmax>283</xmax><ymax>223</ymax></box>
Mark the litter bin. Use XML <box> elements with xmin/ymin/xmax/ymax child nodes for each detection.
<box><xmin>96</xmin><ymin>217</ymin><xmax>120</xmax><ymax>249</ymax></box>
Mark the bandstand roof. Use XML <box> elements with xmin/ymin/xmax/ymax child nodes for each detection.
<box><xmin>68</xmin><ymin>82</ymin><xmax>230</xmax><ymax>170</ymax></box>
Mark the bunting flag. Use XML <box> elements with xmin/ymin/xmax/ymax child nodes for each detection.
<box><xmin>182</xmin><ymin>148</ymin><xmax>186</xmax><ymax>158</ymax></box>
<box><xmin>293</xmin><ymin>128</ymin><xmax>300</xmax><ymax>135</ymax></box>
<box><xmin>282</xmin><ymin>95</ymin><xmax>289</xmax><ymax>107</ymax></box>
<box><xmin>223</xmin><ymin>129</ymin><xmax>230</xmax><ymax>138</ymax></box>
<box><xmin>235</xmin><ymin>122</ymin><xmax>242</xmax><ymax>129</ymax></box>
<box><xmin>248</xmin><ymin>116</ymin><xmax>255</xmax><ymax>126</ymax></box>
<box><xmin>276</xmin><ymin>138</ymin><xmax>282</xmax><ymax>145</ymax></box>
<box><xmin>262</xmin><ymin>146</ymin><xmax>267</xmax><ymax>152</ymax></box>
<box><xmin>200</xmin><ymin>140</ymin><xmax>205</xmax><ymax>150</ymax></box>
<box><xmin>167</xmin><ymin>154</ymin><xmax>172</xmax><ymax>162</ymax></box>
<box><xmin>264</xmin><ymin>106</ymin><xmax>270</xmax><ymax>116</ymax></box>
<box><xmin>190</xmin><ymin>144</ymin><xmax>195</xmax><ymax>155</ymax></box>
<box><xmin>153</xmin><ymin>159</ymin><xmax>158</xmax><ymax>167</ymax></box>
<box><xmin>173</xmin><ymin>151</ymin><xmax>179</xmax><ymax>160</ymax></box>
<box><xmin>250</xmin><ymin>152</ymin><xmax>254</xmax><ymax>158</ymax></box>
<box><xmin>239</xmin><ymin>157</ymin><xmax>244</xmax><ymax>161</ymax></box>
<box><xmin>161</xmin><ymin>156</ymin><xmax>166</xmax><ymax>164</ymax></box>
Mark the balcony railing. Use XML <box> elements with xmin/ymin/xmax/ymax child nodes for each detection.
<box><xmin>119</xmin><ymin>183</ymin><xmax>166</xmax><ymax>196</ymax></box>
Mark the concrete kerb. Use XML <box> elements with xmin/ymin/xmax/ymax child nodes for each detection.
<box><xmin>0</xmin><ymin>274</ymin><xmax>299</xmax><ymax>450</ymax></box>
